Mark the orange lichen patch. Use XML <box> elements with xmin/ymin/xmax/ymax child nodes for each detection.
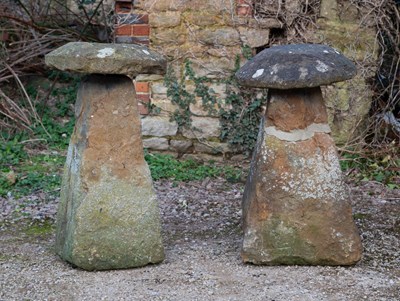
<box><xmin>263</xmin><ymin>137</ymin><xmax>290</xmax><ymax>174</ymax></box>
<box><xmin>242</xmin><ymin>129</ymin><xmax>362</xmax><ymax>264</ymax></box>
<box><xmin>312</xmin><ymin>132</ymin><xmax>337</xmax><ymax>154</ymax></box>
<box><xmin>257</xmin><ymin>202</ymin><xmax>269</xmax><ymax>220</ymax></box>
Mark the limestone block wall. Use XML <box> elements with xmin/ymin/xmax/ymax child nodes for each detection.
<box><xmin>114</xmin><ymin>0</ymin><xmax>281</xmax><ymax>159</ymax></box>
<box><xmin>113</xmin><ymin>0</ymin><xmax>378</xmax><ymax>157</ymax></box>
<box><xmin>311</xmin><ymin>0</ymin><xmax>378</xmax><ymax>145</ymax></box>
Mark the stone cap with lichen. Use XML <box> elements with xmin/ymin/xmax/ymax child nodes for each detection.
<box><xmin>45</xmin><ymin>42</ymin><xmax>166</xmax><ymax>77</ymax></box>
<box><xmin>235</xmin><ymin>44</ymin><xmax>356</xmax><ymax>89</ymax></box>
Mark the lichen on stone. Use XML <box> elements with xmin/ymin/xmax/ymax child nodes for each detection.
<box><xmin>97</xmin><ymin>48</ymin><xmax>115</xmax><ymax>58</ymax></box>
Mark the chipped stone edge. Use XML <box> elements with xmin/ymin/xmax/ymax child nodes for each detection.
<box><xmin>265</xmin><ymin>123</ymin><xmax>331</xmax><ymax>142</ymax></box>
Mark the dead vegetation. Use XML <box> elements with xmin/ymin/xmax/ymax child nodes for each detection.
<box><xmin>253</xmin><ymin>0</ymin><xmax>321</xmax><ymax>43</ymax></box>
<box><xmin>0</xmin><ymin>0</ymin><xmax>113</xmax><ymax>131</ymax></box>
<box><xmin>363</xmin><ymin>0</ymin><xmax>400</xmax><ymax>145</ymax></box>
<box><xmin>0</xmin><ymin>0</ymin><xmax>399</xmax><ymax>158</ymax></box>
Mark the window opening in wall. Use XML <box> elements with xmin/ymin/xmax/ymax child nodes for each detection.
<box><xmin>268</xmin><ymin>27</ymin><xmax>286</xmax><ymax>46</ymax></box>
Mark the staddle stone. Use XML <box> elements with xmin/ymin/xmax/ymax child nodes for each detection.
<box><xmin>237</xmin><ymin>44</ymin><xmax>362</xmax><ymax>265</ymax></box>
<box><xmin>45</xmin><ymin>42</ymin><xmax>166</xmax><ymax>76</ymax></box>
<box><xmin>56</xmin><ymin>75</ymin><xmax>164</xmax><ymax>270</ymax></box>
<box><xmin>46</xmin><ymin>43</ymin><xmax>166</xmax><ymax>270</ymax></box>
<box><xmin>235</xmin><ymin>44</ymin><xmax>356</xmax><ymax>89</ymax></box>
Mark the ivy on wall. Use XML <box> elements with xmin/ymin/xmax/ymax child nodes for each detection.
<box><xmin>163</xmin><ymin>54</ymin><xmax>268</xmax><ymax>156</ymax></box>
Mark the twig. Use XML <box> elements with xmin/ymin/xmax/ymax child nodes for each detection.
<box><xmin>4</xmin><ymin>63</ymin><xmax>52</xmax><ymax>138</ymax></box>
<box><xmin>18</xmin><ymin>138</ymin><xmax>47</xmax><ymax>144</ymax></box>
<box><xmin>80</xmin><ymin>0</ymin><xmax>105</xmax><ymax>39</ymax></box>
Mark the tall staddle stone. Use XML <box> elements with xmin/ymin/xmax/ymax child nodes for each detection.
<box><xmin>45</xmin><ymin>42</ymin><xmax>167</xmax><ymax>270</ymax></box>
<box><xmin>236</xmin><ymin>44</ymin><xmax>363</xmax><ymax>265</ymax></box>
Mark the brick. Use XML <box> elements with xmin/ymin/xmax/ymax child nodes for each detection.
<box><xmin>132</xmin><ymin>24</ymin><xmax>150</xmax><ymax>36</ymax></box>
<box><xmin>237</xmin><ymin>5</ymin><xmax>253</xmax><ymax>16</ymax></box>
<box><xmin>118</xmin><ymin>13</ymin><xmax>149</xmax><ymax>25</ymax></box>
<box><xmin>138</xmin><ymin>103</ymin><xmax>149</xmax><ymax>115</ymax></box>
<box><xmin>115</xmin><ymin>25</ymin><xmax>132</xmax><ymax>36</ymax></box>
<box><xmin>136</xmin><ymin>93</ymin><xmax>150</xmax><ymax>102</ymax></box>
<box><xmin>135</xmin><ymin>82</ymin><xmax>150</xmax><ymax>93</ymax></box>
<box><xmin>115</xmin><ymin>2</ymin><xmax>132</xmax><ymax>13</ymax></box>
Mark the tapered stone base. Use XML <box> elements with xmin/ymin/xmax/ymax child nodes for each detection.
<box><xmin>56</xmin><ymin>75</ymin><xmax>164</xmax><ymax>270</ymax></box>
<box><xmin>242</xmin><ymin>88</ymin><xmax>362</xmax><ymax>265</ymax></box>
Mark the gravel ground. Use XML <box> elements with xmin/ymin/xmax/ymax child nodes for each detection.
<box><xmin>0</xmin><ymin>178</ymin><xmax>399</xmax><ymax>301</ymax></box>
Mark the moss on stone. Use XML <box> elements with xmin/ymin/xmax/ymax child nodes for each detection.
<box><xmin>324</xmin><ymin>77</ymin><xmax>373</xmax><ymax>145</ymax></box>
<box><xmin>25</xmin><ymin>221</ymin><xmax>54</xmax><ymax>236</ymax></box>
<box><xmin>55</xmin><ymin>76</ymin><xmax>164</xmax><ymax>270</ymax></box>
<box><xmin>312</xmin><ymin>16</ymin><xmax>378</xmax><ymax>145</ymax></box>
<box><xmin>57</xmin><ymin>170</ymin><xmax>164</xmax><ymax>271</ymax></box>
<box><xmin>261</xmin><ymin>219</ymin><xmax>316</xmax><ymax>263</ymax></box>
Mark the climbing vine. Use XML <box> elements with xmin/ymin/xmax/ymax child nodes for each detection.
<box><xmin>164</xmin><ymin>56</ymin><xmax>267</xmax><ymax>155</ymax></box>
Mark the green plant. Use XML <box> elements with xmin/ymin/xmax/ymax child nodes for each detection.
<box><xmin>0</xmin><ymin>175</ymin><xmax>13</xmax><ymax>197</ymax></box>
<box><xmin>0</xmin><ymin>72</ymin><xmax>77</xmax><ymax>198</ymax></box>
<box><xmin>32</xmin><ymin>114</ymin><xmax>75</xmax><ymax>149</ymax></box>
<box><xmin>0</xmin><ymin>152</ymin><xmax>65</xmax><ymax>198</ymax></box>
<box><xmin>51</xmin><ymin>74</ymin><xmax>80</xmax><ymax>117</ymax></box>
<box><xmin>164</xmin><ymin>56</ymin><xmax>267</xmax><ymax>155</ymax></box>
<box><xmin>144</xmin><ymin>152</ymin><xmax>242</xmax><ymax>182</ymax></box>
<box><xmin>219</xmin><ymin>59</ymin><xmax>267</xmax><ymax>155</ymax></box>
<box><xmin>25</xmin><ymin>219</ymin><xmax>54</xmax><ymax>236</ymax></box>
<box><xmin>340</xmin><ymin>146</ymin><xmax>400</xmax><ymax>189</ymax></box>
<box><xmin>164</xmin><ymin>64</ymin><xmax>196</xmax><ymax>128</ymax></box>
<box><xmin>0</xmin><ymin>136</ymin><xmax>27</xmax><ymax>167</ymax></box>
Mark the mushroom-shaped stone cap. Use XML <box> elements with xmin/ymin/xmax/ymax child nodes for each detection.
<box><xmin>235</xmin><ymin>44</ymin><xmax>356</xmax><ymax>89</ymax></box>
<box><xmin>45</xmin><ymin>42</ymin><xmax>166</xmax><ymax>77</ymax></box>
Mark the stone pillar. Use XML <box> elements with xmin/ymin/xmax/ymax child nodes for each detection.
<box><xmin>242</xmin><ymin>88</ymin><xmax>362</xmax><ymax>265</ymax></box>
<box><xmin>45</xmin><ymin>42</ymin><xmax>167</xmax><ymax>270</ymax></box>
<box><xmin>56</xmin><ymin>75</ymin><xmax>164</xmax><ymax>270</ymax></box>
<box><xmin>235</xmin><ymin>44</ymin><xmax>363</xmax><ymax>265</ymax></box>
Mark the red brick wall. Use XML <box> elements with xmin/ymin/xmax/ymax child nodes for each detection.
<box><xmin>134</xmin><ymin>81</ymin><xmax>150</xmax><ymax>115</ymax></box>
<box><xmin>115</xmin><ymin>0</ymin><xmax>150</xmax><ymax>45</ymax></box>
<box><xmin>236</xmin><ymin>0</ymin><xmax>253</xmax><ymax>16</ymax></box>
<box><xmin>115</xmin><ymin>0</ymin><xmax>151</xmax><ymax>115</ymax></box>
<box><xmin>114</xmin><ymin>0</ymin><xmax>254</xmax><ymax>116</ymax></box>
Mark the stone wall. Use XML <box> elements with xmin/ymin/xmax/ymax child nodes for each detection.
<box><xmin>114</xmin><ymin>0</ymin><xmax>378</xmax><ymax>157</ymax></box>
<box><xmin>312</xmin><ymin>0</ymin><xmax>378</xmax><ymax>145</ymax></box>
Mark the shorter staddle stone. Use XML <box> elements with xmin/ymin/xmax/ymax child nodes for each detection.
<box><xmin>236</xmin><ymin>44</ymin><xmax>362</xmax><ymax>265</ymax></box>
<box><xmin>56</xmin><ymin>75</ymin><xmax>164</xmax><ymax>270</ymax></box>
